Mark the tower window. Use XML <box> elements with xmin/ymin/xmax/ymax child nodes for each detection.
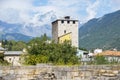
<box><xmin>64</xmin><ymin>30</ymin><xmax>66</xmax><ymax>34</ymax></box>
<box><xmin>61</xmin><ymin>20</ymin><xmax>64</xmax><ymax>23</ymax></box>
<box><xmin>73</xmin><ymin>21</ymin><xmax>75</xmax><ymax>24</ymax></box>
<box><xmin>67</xmin><ymin>21</ymin><xmax>70</xmax><ymax>24</ymax></box>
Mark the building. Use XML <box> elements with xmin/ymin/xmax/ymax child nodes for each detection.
<box><xmin>0</xmin><ymin>42</ymin><xmax>6</xmax><ymax>54</ymax></box>
<box><xmin>77</xmin><ymin>50</ymin><xmax>93</xmax><ymax>64</ymax></box>
<box><xmin>0</xmin><ymin>42</ymin><xmax>6</xmax><ymax>60</ymax></box>
<box><xmin>94</xmin><ymin>48</ymin><xmax>103</xmax><ymax>54</ymax></box>
<box><xmin>0</xmin><ymin>42</ymin><xmax>25</xmax><ymax>66</ymax></box>
<box><xmin>52</xmin><ymin>16</ymin><xmax>79</xmax><ymax>47</ymax></box>
<box><xmin>94</xmin><ymin>50</ymin><xmax>120</xmax><ymax>62</ymax></box>
<box><xmin>4</xmin><ymin>51</ymin><xmax>23</xmax><ymax>66</ymax></box>
<box><xmin>0</xmin><ymin>46</ymin><xmax>6</xmax><ymax>54</ymax></box>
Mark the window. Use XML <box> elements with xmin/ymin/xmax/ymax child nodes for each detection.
<box><xmin>9</xmin><ymin>58</ymin><xmax>11</xmax><ymax>61</ymax></box>
<box><xmin>73</xmin><ymin>21</ymin><xmax>75</xmax><ymax>24</ymax></box>
<box><xmin>61</xmin><ymin>20</ymin><xmax>64</xmax><ymax>23</ymax></box>
<box><xmin>64</xmin><ymin>30</ymin><xmax>66</xmax><ymax>34</ymax></box>
<box><xmin>67</xmin><ymin>21</ymin><xmax>70</xmax><ymax>24</ymax></box>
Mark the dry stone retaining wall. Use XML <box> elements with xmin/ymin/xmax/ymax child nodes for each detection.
<box><xmin>0</xmin><ymin>65</ymin><xmax>120</xmax><ymax>80</ymax></box>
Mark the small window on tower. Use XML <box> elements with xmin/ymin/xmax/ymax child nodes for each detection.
<box><xmin>61</xmin><ymin>20</ymin><xmax>64</xmax><ymax>23</ymax></box>
<box><xmin>67</xmin><ymin>21</ymin><xmax>70</xmax><ymax>24</ymax></box>
<box><xmin>73</xmin><ymin>21</ymin><xmax>75</xmax><ymax>24</ymax></box>
<box><xmin>64</xmin><ymin>30</ymin><xmax>66</xmax><ymax>34</ymax></box>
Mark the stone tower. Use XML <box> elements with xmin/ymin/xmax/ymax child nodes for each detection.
<box><xmin>52</xmin><ymin>16</ymin><xmax>79</xmax><ymax>48</ymax></box>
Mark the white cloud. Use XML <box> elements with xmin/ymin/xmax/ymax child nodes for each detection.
<box><xmin>85</xmin><ymin>0</ymin><xmax>100</xmax><ymax>21</ymax></box>
<box><xmin>110</xmin><ymin>0</ymin><xmax>120</xmax><ymax>11</ymax></box>
<box><xmin>0</xmin><ymin>0</ymin><xmax>89</xmax><ymax>24</ymax></box>
<box><xmin>0</xmin><ymin>0</ymin><xmax>120</xmax><ymax>25</ymax></box>
<box><xmin>0</xmin><ymin>0</ymin><xmax>34</xmax><ymax>23</ymax></box>
<box><xmin>28</xmin><ymin>11</ymin><xmax>56</xmax><ymax>27</ymax></box>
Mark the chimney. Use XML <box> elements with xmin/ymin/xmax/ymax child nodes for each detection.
<box><xmin>64</xmin><ymin>16</ymin><xmax>70</xmax><ymax>19</ymax></box>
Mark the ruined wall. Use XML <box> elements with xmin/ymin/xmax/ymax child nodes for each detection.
<box><xmin>0</xmin><ymin>64</ymin><xmax>120</xmax><ymax>80</ymax></box>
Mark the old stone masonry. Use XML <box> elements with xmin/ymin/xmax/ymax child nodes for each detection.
<box><xmin>0</xmin><ymin>64</ymin><xmax>120</xmax><ymax>80</ymax></box>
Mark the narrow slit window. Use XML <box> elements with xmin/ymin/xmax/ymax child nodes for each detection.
<box><xmin>61</xmin><ymin>20</ymin><xmax>64</xmax><ymax>23</ymax></box>
<box><xmin>67</xmin><ymin>21</ymin><xmax>70</xmax><ymax>24</ymax></box>
<box><xmin>73</xmin><ymin>21</ymin><xmax>75</xmax><ymax>24</ymax></box>
<box><xmin>64</xmin><ymin>30</ymin><xmax>66</xmax><ymax>34</ymax></box>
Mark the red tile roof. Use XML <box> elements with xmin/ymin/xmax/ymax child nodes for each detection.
<box><xmin>94</xmin><ymin>50</ymin><xmax>120</xmax><ymax>56</ymax></box>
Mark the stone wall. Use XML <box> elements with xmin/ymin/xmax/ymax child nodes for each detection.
<box><xmin>0</xmin><ymin>64</ymin><xmax>120</xmax><ymax>80</ymax></box>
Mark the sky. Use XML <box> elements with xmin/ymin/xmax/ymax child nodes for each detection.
<box><xmin>0</xmin><ymin>0</ymin><xmax>120</xmax><ymax>25</ymax></box>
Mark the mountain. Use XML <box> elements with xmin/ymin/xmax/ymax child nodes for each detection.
<box><xmin>0</xmin><ymin>21</ymin><xmax>33</xmax><ymax>42</ymax></box>
<box><xmin>0</xmin><ymin>11</ymin><xmax>57</xmax><ymax>41</ymax></box>
<box><xmin>0</xmin><ymin>33</ymin><xmax>33</xmax><ymax>42</ymax></box>
<box><xmin>0</xmin><ymin>11</ymin><xmax>56</xmax><ymax>37</ymax></box>
<box><xmin>0</xmin><ymin>20</ymin><xmax>22</xmax><ymax>33</ymax></box>
<box><xmin>79</xmin><ymin>10</ymin><xmax>120</xmax><ymax>50</ymax></box>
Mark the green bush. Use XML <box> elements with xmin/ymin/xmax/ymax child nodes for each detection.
<box><xmin>94</xmin><ymin>55</ymin><xmax>108</xmax><ymax>65</ymax></box>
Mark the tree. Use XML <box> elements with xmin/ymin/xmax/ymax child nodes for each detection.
<box><xmin>79</xmin><ymin>47</ymin><xmax>87</xmax><ymax>51</ymax></box>
<box><xmin>2</xmin><ymin>40</ymin><xmax>27</xmax><ymax>51</ymax></box>
<box><xmin>94</xmin><ymin>55</ymin><xmax>108</xmax><ymax>65</ymax></box>
<box><xmin>40</xmin><ymin>33</ymin><xmax>49</xmax><ymax>41</ymax></box>
<box><xmin>24</xmin><ymin>36</ymin><xmax>79</xmax><ymax>65</ymax></box>
<box><xmin>0</xmin><ymin>53</ymin><xmax>9</xmax><ymax>66</ymax></box>
<box><xmin>12</xmin><ymin>41</ymin><xmax>27</xmax><ymax>51</ymax></box>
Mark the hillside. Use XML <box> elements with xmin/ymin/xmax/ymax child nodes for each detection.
<box><xmin>0</xmin><ymin>33</ymin><xmax>33</xmax><ymax>42</ymax></box>
<box><xmin>79</xmin><ymin>10</ymin><xmax>120</xmax><ymax>50</ymax></box>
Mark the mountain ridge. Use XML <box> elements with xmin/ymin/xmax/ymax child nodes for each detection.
<box><xmin>79</xmin><ymin>10</ymin><xmax>120</xmax><ymax>50</ymax></box>
<box><xmin>0</xmin><ymin>33</ymin><xmax>33</xmax><ymax>42</ymax></box>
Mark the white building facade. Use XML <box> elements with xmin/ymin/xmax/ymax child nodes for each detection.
<box><xmin>94</xmin><ymin>48</ymin><xmax>103</xmax><ymax>54</ymax></box>
<box><xmin>4</xmin><ymin>51</ymin><xmax>23</xmax><ymax>66</ymax></box>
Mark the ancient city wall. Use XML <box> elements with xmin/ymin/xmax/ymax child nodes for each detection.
<box><xmin>0</xmin><ymin>64</ymin><xmax>120</xmax><ymax>80</ymax></box>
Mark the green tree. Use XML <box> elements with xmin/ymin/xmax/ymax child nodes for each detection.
<box><xmin>12</xmin><ymin>41</ymin><xmax>27</xmax><ymax>51</ymax></box>
<box><xmin>0</xmin><ymin>53</ymin><xmax>9</xmax><ymax>66</ymax></box>
<box><xmin>25</xmin><ymin>37</ymin><xmax>79</xmax><ymax>65</ymax></box>
<box><xmin>94</xmin><ymin>55</ymin><xmax>108</xmax><ymax>65</ymax></box>
<box><xmin>2</xmin><ymin>40</ymin><xmax>27</xmax><ymax>51</ymax></box>
<box><xmin>79</xmin><ymin>47</ymin><xmax>87</xmax><ymax>51</ymax></box>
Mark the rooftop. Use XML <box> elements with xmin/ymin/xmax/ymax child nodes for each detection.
<box><xmin>52</xmin><ymin>16</ymin><xmax>78</xmax><ymax>24</ymax></box>
<box><xmin>94</xmin><ymin>50</ymin><xmax>120</xmax><ymax>56</ymax></box>
<box><xmin>4</xmin><ymin>51</ymin><xmax>23</xmax><ymax>56</ymax></box>
<box><xmin>0</xmin><ymin>46</ymin><xmax>6</xmax><ymax>51</ymax></box>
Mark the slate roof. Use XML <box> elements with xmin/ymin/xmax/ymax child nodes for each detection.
<box><xmin>4</xmin><ymin>51</ymin><xmax>23</xmax><ymax>56</ymax></box>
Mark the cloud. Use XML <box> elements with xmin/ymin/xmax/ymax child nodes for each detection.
<box><xmin>0</xmin><ymin>0</ymin><xmax>120</xmax><ymax>37</ymax></box>
<box><xmin>0</xmin><ymin>0</ymin><xmax>120</xmax><ymax>25</ymax></box>
<box><xmin>110</xmin><ymin>0</ymin><xmax>120</xmax><ymax>10</ymax></box>
<box><xmin>47</xmin><ymin>0</ymin><xmax>88</xmax><ymax>18</ymax></box>
<box><xmin>0</xmin><ymin>0</ymin><xmax>89</xmax><ymax>24</ymax></box>
<box><xmin>27</xmin><ymin>11</ymin><xmax>56</xmax><ymax>27</ymax></box>
<box><xmin>0</xmin><ymin>0</ymin><xmax>34</xmax><ymax>23</ymax></box>
<box><xmin>85</xmin><ymin>0</ymin><xmax>100</xmax><ymax>21</ymax></box>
